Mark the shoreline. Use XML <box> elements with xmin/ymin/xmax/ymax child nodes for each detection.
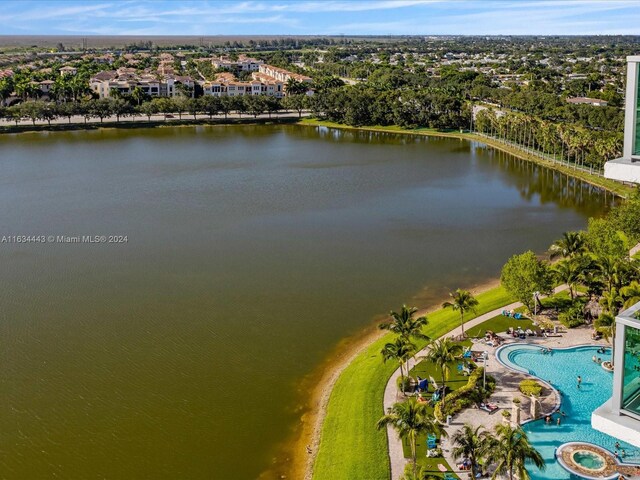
<box><xmin>262</xmin><ymin>276</ymin><xmax>503</xmax><ymax>480</ymax></box>
<box><xmin>297</xmin><ymin>118</ymin><xmax>633</xmax><ymax>199</ymax></box>
<box><xmin>0</xmin><ymin>113</ymin><xmax>303</xmax><ymax>135</ymax></box>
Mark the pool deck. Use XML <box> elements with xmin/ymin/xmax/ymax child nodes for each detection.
<box><xmin>439</xmin><ymin>325</ymin><xmax>610</xmax><ymax>479</ymax></box>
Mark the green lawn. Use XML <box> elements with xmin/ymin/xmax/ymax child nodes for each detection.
<box><xmin>403</xmin><ymin>347</ymin><xmax>472</xmax><ymax>480</ymax></box>
<box><xmin>465</xmin><ymin>313</ymin><xmax>534</xmax><ymax>339</ymax></box>
<box><xmin>312</xmin><ymin>286</ymin><xmax>514</xmax><ymax>480</ymax></box>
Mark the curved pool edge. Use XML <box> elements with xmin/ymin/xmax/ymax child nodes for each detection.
<box><xmin>555</xmin><ymin>441</ymin><xmax>640</xmax><ymax>480</ymax></box>
<box><xmin>494</xmin><ymin>343</ymin><xmax>604</xmax><ymax>426</ymax></box>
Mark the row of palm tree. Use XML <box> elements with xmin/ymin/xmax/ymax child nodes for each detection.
<box><xmin>548</xmin><ymin>230</ymin><xmax>640</xmax><ymax>365</ymax></box>
<box><xmin>378</xmin><ymin>401</ymin><xmax>545</xmax><ymax>480</ymax></box>
<box><xmin>451</xmin><ymin>423</ymin><xmax>545</xmax><ymax>480</ymax></box>
<box><xmin>475</xmin><ymin>108</ymin><xmax>622</xmax><ymax>171</ymax></box>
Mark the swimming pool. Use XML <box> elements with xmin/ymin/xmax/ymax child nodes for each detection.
<box><xmin>496</xmin><ymin>344</ymin><xmax>639</xmax><ymax>479</ymax></box>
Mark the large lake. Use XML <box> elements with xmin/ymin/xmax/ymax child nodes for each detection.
<box><xmin>0</xmin><ymin>125</ymin><xmax>612</xmax><ymax>479</ymax></box>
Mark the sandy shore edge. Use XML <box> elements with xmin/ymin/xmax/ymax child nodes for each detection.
<box><xmin>260</xmin><ymin>276</ymin><xmax>502</xmax><ymax>480</ymax></box>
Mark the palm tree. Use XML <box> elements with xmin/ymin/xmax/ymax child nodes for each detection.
<box><xmin>452</xmin><ymin>424</ymin><xmax>490</xmax><ymax>479</ymax></box>
<box><xmin>381</xmin><ymin>337</ymin><xmax>416</xmax><ymax>394</ymax></box>
<box><xmin>549</xmin><ymin>231</ymin><xmax>585</xmax><ymax>259</ymax></box>
<box><xmin>621</xmin><ymin>281</ymin><xmax>640</xmax><ymax>310</ymax></box>
<box><xmin>286</xmin><ymin>78</ymin><xmax>307</xmax><ymax>95</ymax></box>
<box><xmin>595</xmin><ymin>312</ymin><xmax>616</xmax><ymax>363</ymax></box>
<box><xmin>553</xmin><ymin>259</ymin><xmax>581</xmax><ymax>300</ymax></box>
<box><xmin>377</xmin><ymin>397</ymin><xmax>446</xmax><ymax>477</ymax></box>
<box><xmin>424</xmin><ymin>337</ymin><xmax>462</xmax><ymax>408</ymax></box>
<box><xmin>600</xmin><ymin>287</ymin><xmax>624</xmax><ymax>316</ymax></box>
<box><xmin>594</xmin><ymin>256</ymin><xmax>629</xmax><ymax>293</ymax></box>
<box><xmin>485</xmin><ymin>424</ymin><xmax>545</xmax><ymax>480</ymax></box>
<box><xmin>379</xmin><ymin>305</ymin><xmax>429</xmax><ymax>372</ymax></box>
<box><xmin>442</xmin><ymin>289</ymin><xmax>478</xmax><ymax>338</ymax></box>
<box><xmin>379</xmin><ymin>305</ymin><xmax>429</xmax><ymax>341</ymax></box>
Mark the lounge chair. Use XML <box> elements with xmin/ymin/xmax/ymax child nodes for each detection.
<box><xmin>479</xmin><ymin>402</ymin><xmax>499</xmax><ymax>413</ymax></box>
<box><xmin>417</xmin><ymin>378</ymin><xmax>429</xmax><ymax>391</ymax></box>
<box><xmin>444</xmin><ymin>473</ymin><xmax>457</xmax><ymax>480</ymax></box>
<box><xmin>427</xmin><ymin>434</ymin><xmax>437</xmax><ymax>449</ymax></box>
<box><xmin>514</xmin><ymin>312</ymin><xmax>523</xmax><ymax>320</ymax></box>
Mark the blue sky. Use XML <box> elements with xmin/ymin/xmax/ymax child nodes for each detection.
<box><xmin>1</xmin><ymin>0</ymin><xmax>639</xmax><ymax>36</ymax></box>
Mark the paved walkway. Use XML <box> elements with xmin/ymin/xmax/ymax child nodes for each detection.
<box><xmin>383</xmin><ymin>287</ymin><xmax>568</xmax><ymax>480</ymax></box>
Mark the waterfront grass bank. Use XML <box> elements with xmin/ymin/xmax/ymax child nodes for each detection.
<box><xmin>311</xmin><ymin>285</ymin><xmax>514</xmax><ymax>480</ymax></box>
<box><xmin>298</xmin><ymin>118</ymin><xmax>633</xmax><ymax>198</ymax></box>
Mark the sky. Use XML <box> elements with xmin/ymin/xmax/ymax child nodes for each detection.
<box><xmin>1</xmin><ymin>0</ymin><xmax>639</xmax><ymax>36</ymax></box>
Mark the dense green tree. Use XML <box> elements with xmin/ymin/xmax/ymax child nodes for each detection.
<box><xmin>501</xmin><ymin>251</ymin><xmax>554</xmax><ymax>313</ymax></box>
<box><xmin>549</xmin><ymin>231</ymin><xmax>586</xmax><ymax>259</ymax></box>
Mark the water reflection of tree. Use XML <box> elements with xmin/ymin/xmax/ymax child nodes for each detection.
<box><xmin>475</xmin><ymin>143</ymin><xmax>616</xmax><ymax>215</ymax></box>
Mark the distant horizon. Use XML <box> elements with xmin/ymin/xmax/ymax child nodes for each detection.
<box><xmin>1</xmin><ymin>0</ymin><xmax>640</xmax><ymax>36</ymax></box>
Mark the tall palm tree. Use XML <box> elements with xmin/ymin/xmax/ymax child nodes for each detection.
<box><xmin>621</xmin><ymin>281</ymin><xmax>640</xmax><ymax>310</ymax></box>
<box><xmin>379</xmin><ymin>305</ymin><xmax>429</xmax><ymax>341</ymax></box>
<box><xmin>485</xmin><ymin>424</ymin><xmax>545</xmax><ymax>480</ymax></box>
<box><xmin>549</xmin><ymin>231</ymin><xmax>585</xmax><ymax>260</ymax></box>
<box><xmin>381</xmin><ymin>337</ymin><xmax>416</xmax><ymax>394</ymax></box>
<box><xmin>595</xmin><ymin>256</ymin><xmax>629</xmax><ymax>293</ymax></box>
<box><xmin>377</xmin><ymin>397</ymin><xmax>446</xmax><ymax>477</ymax></box>
<box><xmin>424</xmin><ymin>337</ymin><xmax>462</xmax><ymax>409</ymax></box>
<box><xmin>595</xmin><ymin>312</ymin><xmax>616</xmax><ymax>363</ymax></box>
<box><xmin>553</xmin><ymin>258</ymin><xmax>581</xmax><ymax>300</ymax></box>
<box><xmin>380</xmin><ymin>305</ymin><xmax>429</xmax><ymax>372</ymax></box>
<box><xmin>442</xmin><ymin>289</ymin><xmax>478</xmax><ymax>338</ymax></box>
<box><xmin>452</xmin><ymin>424</ymin><xmax>490</xmax><ymax>479</ymax></box>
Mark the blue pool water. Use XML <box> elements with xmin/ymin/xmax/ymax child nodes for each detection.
<box><xmin>496</xmin><ymin>344</ymin><xmax>639</xmax><ymax>479</ymax></box>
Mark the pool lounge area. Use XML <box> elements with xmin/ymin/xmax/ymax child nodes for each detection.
<box><xmin>496</xmin><ymin>343</ymin><xmax>640</xmax><ymax>479</ymax></box>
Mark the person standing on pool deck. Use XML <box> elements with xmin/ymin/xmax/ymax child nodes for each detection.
<box><xmin>577</xmin><ymin>376</ymin><xmax>582</xmax><ymax>389</ymax></box>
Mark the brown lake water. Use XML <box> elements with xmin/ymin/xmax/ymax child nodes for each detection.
<box><xmin>0</xmin><ymin>124</ymin><xmax>612</xmax><ymax>479</ymax></box>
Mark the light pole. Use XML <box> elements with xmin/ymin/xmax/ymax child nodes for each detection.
<box><xmin>533</xmin><ymin>291</ymin><xmax>540</xmax><ymax>316</ymax></box>
<box><xmin>483</xmin><ymin>351</ymin><xmax>488</xmax><ymax>389</ymax></box>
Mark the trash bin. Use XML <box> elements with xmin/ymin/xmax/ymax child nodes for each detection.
<box><xmin>553</xmin><ymin>326</ymin><xmax>558</xmax><ymax>334</ymax></box>
<box><xmin>446</xmin><ymin>415</ymin><xmax>452</xmax><ymax>426</ymax></box>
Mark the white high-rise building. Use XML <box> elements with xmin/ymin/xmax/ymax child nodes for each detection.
<box><xmin>604</xmin><ymin>56</ymin><xmax>640</xmax><ymax>184</ymax></box>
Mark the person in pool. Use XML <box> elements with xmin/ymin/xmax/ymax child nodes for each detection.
<box><xmin>577</xmin><ymin>376</ymin><xmax>582</xmax><ymax>389</ymax></box>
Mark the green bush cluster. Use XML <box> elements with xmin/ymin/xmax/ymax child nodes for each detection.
<box><xmin>396</xmin><ymin>375</ymin><xmax>412</xmax><ymax>393</ymax></box>
<box><xmin>433</xmin><ymin>367</ymin><xmax>495</xmax><ymax>422</ymax></box>
<box><xmin>519</xmin><ymin>379</ymin><xmax>543</xmax><ymax>397</ymax></box>
<box><xmin>558</xmin><ymin>303</ymin><xmax>585</xmax><ymax>328</ymax></box>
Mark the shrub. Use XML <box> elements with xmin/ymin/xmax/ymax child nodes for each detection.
<box><xmin>434</xmin><ymin>367</ymin><xmax>494</xmax><ymax>422</ymax></box>
<box><xmin>559</xmin><ymin>303</ymin><xmax>585</xmax><ymax>328</ymax></box>
<box><xmin>396</xmin><ymin>375</ymin><xmax>412</xmax><ymax>393</ymax></box>
<box><xmin>519</xmin><ymin>379</ymin><xmax>543</xmax><ymax>397</ymax></box>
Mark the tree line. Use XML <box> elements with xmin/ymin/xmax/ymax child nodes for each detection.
<box><xmin>0</xmin><ymin>93</ymin><xmax>310</xmax><ymax>126</ymax></box>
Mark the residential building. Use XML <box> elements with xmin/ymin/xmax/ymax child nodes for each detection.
<box><xmin>566</xmin><ymin>96</ymin><xmax>608</xmax><ymax>107</ymax></box>
<box><xmin>59</xmin><ymin>66</ymin><xmax>77</xmax><ymax>76</ymax></box>
<box><xmin>89</xmin><ymin>70</ymin><xmax>184</xmax><ymax>98</ymax></box>
<box><xmin>604</xmin><ymin>56</ymin><xmax>640</xmax><ymax>184</ymax></box>
<box><xmin>258</xmin><ymin>64</ymin><xmax>312</xmax><ymax>86</ymax></box>
<box><xmin>212</xmin><ymin>55</ymin><xmax>263</xmax><ymax>72</ymax></box>
<box><xmin>592</xmin><ymin>300</ymin><xmax>640</xmax><ymax>448</ymax></box>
